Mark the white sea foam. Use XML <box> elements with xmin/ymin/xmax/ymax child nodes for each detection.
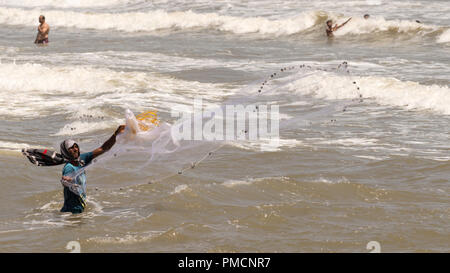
<box><xmin>222</xmin><ymin>179</ymin><xmax>254</xmax><ymax>187</ymax></box>
<box><xmin>437</xmin><ymin>29</ymin><xmax>450</xmax><ymax>43</ymax></box>
<box><xmin>0</xmin><ymin>50</ymin><xmax>263</xmax><ymax>72</ymax></box>
<box><xmin>222</xmin><ymin>176</ymin><xmax>286</xmax><ymax>187</ymax></box>
<box><xmin>228</xmin><ymin>138</ymin><xmax>302</xmax><ymax>152</ymax></box>
<box><xmin>0</xmin><ymin>140</ymin><xmax>45</xmax><ymax>152</ymax></box>
<box><xmin>0</xmin><ymin>7</ymin><xmax>323</xmax><ymax>35</ymax></box>
<box><xmin>353</xmin><ymin>155</ymin><xmax>389</xmax><ymax>161</ymax></box>
<box><xmin>171</xmin><ymin>184</ymin><xmax>189</xmax><ymax>194</ymax></box>
<box><xmin>0</xmin><ymin>62</ymin><xmax>228</xmax><ymax>118</ymax></box>
<box><xmin>0</xmin><ymin>0</ymin><xmax>125</xmax><ymax>8</ymax></box>
<box><xmin>314</xmin><ymin>177</ymin><xmax>350</xmax><ymax>184</ymax></box>
<box><xmin>284</xmin><ymin>71</ymin><xmax>450</xmax><ymax>115</ymax></box>
<box><xmin>317</xmin><ymin>138</ymin><xmax>379</xmax><ymax>147</ymax></box>
<box><xmin>0</xmin><ymin>7</ymin><xmax>444</xmax><ymax>38</ymax></box>
<box><xmin>87</xmin><ymin>230</ymin><xmax>165</xmax><ymax>244</ymax></box>
<box><xmin>331</xmin><ymin>16</ymin><xmax>435</xmax><ymax>36</ymax></box>
<box><xmin>37</xmin><ymin>201</ymin><xmax>61</xmax><ymax>212</ymax></box>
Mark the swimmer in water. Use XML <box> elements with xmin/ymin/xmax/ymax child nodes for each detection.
<box><xmin>326</xmin><ymin>17</ymin><xmax>352</xmax><ymax>37</ymax></box>
<box><xmin>34</xmin><ymin>15</ymin><xmax>50</xmax><ymax>44</ymax></box>
<box><xmin>364</xmin><ymin>14</ymin><xmax>370</xmax><ymax>19</ymax></box>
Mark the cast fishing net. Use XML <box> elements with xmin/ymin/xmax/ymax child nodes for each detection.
<box><xmin>45</xmin><ymin>61</ymin><xmax>364</xmax><ymax>188</ymax></box>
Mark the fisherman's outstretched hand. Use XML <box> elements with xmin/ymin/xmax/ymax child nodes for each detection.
<box><xmin>114</xmin><ymin>125</ymin><xmax>126</xmax><ymax>136</ymax></box>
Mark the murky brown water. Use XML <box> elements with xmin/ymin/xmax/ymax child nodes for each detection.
<box><xmin>0</xmin><ymin>0</ymin><xmax>449</xmax><ymax>253</ymax></box>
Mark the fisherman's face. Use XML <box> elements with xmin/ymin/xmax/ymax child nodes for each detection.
<box><xmin>68</xmin><ymin>144</ymin><xmax>80</xmax><ymax>159</ymax></box>
<box><xmin>327</xmin><ymin>21</ymin><xmax>332</xmax><ymax>27</ymax></box>
<box><xmin>39</xmin><ymin>16</ymin><xmax>44</xmax><ymax>24</ymax></box>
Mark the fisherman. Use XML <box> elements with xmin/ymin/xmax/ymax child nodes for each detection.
<box><xmin>59</xmin><ymin>125</ymin><xmax>125</xmax><ymax>213</ymax></box>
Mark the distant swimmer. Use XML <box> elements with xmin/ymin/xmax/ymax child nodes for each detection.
<box><xmin>364</xmin><ymin>14</ymin><xmax>370</xmax><ymax>19</ymax></box>
<box><xmin>326</xmin><ymin>18</ymin><xmax>352</xmax><ymax>37</ymax></box>
<box><xmin>34</xmin><ymin>15</ymin><xmax>50</xmax><ymax>44</ymax></box>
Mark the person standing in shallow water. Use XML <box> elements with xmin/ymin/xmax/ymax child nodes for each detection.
<box><xmin>59</xmin><ymin>125</ymin><xmax>125</xmax><ymax>214</ymax></box>
<box><xmin>34</xmin><ymin>15</ymin><xmax>50</xmax><ymax>44</ymax></box>
<box><xmin>326</xmin><ymin>17</ymin><xmax>352</xmax><ymax>37</ymax></box>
